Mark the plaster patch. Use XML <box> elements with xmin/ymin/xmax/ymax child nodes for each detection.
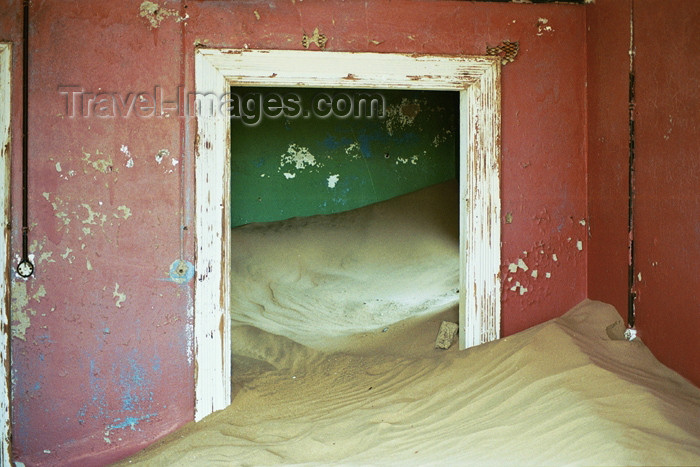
<box><xmin>327</xmin><ymin>174</ymin><xmax>340</xmax><ymax>188</ymax></box>
<box><xmin>113</xmin><ymin>283</ymin><xmax>127</xmax><ymax>308</ymax></box>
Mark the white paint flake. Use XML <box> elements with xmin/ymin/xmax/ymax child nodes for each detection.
<box><xmin>283</xmin><ymin>172</ymin><xmax>296</xmax><ymax>179</ymax></box>
<box><xmin>552</xmin><ymin>254</ymin><xmax>558</xmax><ymax>262</ymax></box>
<box><xmin>576</xmin><ymin>240</ymin><xmax>583</xmax><ymax>251</ymax></box>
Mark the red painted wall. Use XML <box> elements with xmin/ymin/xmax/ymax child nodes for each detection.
<box><xmin>632</xmin><ymin>0</ymin><xmax>700</xmax><ymax>387</ymax></box>
<box><xmin>2</xmin><ymin>1</ymin><xmax>588</xmax><ymax>465</ymax></box>
<box><xmin>586</xmin><ymin>0</ymin><xmax>700</xmax><ymax>389</ymax></box>
<box><xmin>585</xmin><ymin>0</ymin><xmax>631</xmax><ymax>318</ymax></box>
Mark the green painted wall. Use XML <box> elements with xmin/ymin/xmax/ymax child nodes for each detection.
<box><xmin>230</xmin><ymin>87</ymin><xmax>458</xmax><ymax>227</ymax></box>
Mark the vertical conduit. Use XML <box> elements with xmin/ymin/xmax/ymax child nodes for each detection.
<box><xmin>16</xmin><ymin>0</ymin><xmax>34</xmax><ymax>278</ymax></box>
<box><xmin>627</xmin><ymin>0</ymin><xmax>637</xmax><ymax>328</ymax></box>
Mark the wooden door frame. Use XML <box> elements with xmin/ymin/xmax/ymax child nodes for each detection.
<box><xmin>193</xmin><ymin>49</ymin><xmax>501</xmax><ymax>420</ymax></box>
<box><xmin>1</xmin><ymin>41</ymin><xmax>13</xmax><ymax>464</ymax></box>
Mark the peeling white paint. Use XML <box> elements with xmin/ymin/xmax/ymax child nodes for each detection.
<box><xmin>545</xmin><ymin>272</ymin><xmax>551</xmax><ymax>279</ymax></box>
<box><xmin>508</xmin><ymin>263</ymin><xmax>518</xmax><ymax>273</ymax></box>
<box><xmin>576</xmin><ymin>240</ymin><xmax>583</xmax><ymax>251</ymax></box>
<box><xmin>327</xmin><ymin>174</ymin><xmax>340</xmax><ymax>188</ymax></box>
<box><xmin>55</xmin><ymin>162</ymin><xmax>62</xmax><ymax>172</ymax></box>
<box><xmin>638</xmin><ymin>272</ymin><xmax>642</xmax><ymax>282</ymax></box>
<box><xmin>552</xmin><ymin>254</ymin><xmax>558</xmax><ymax>262</ymax></box>
<box><xmin>283</xmin><ymin>172</ymin><xmax>296</xmax><ymax>179</ymax></box>
<box><xmin>531</xmin><ymin>270</ymin><xmax>538</xmax><ymax>278</ymax></box>
<box><xmin>579</xmin><ymin>219</ymin><xmax>586</xmax><ymax>226</ymax></box>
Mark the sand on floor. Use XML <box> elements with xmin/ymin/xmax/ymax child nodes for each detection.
<box><xmin>117</xmin><ymin>181</ymin><xmax>700</xmax><ymax>466</ymax></box>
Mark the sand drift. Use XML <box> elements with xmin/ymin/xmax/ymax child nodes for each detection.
<box><xmin>229</xmin><ymin>180</ymin><xmax>460</xmax><ymax>349</ymax></box>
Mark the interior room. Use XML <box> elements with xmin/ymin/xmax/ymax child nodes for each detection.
<box><xmin>1</xmin><ymin>0</ymin><xmax>699</xmax><ymax>465</ymax></box>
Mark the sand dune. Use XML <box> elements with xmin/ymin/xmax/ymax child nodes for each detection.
<box><xmin>118</xmin><ymin>182</ymin><xmax>700</xmax><ymax>466</ymax></box>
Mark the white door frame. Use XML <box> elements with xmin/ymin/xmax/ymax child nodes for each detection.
<box><xmin>193</xmin><ymin>49</ymin><xmax>501</xmax><ymax>421</ymax></box>
<box><xmin>0</xmin><ymin>42</ymin><xmax>13</xmax><ymax>463</ymax></box>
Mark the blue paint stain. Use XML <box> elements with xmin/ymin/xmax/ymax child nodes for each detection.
<box><xmin>151</xmin><ymin>356</ymin><xmax>161</xmax><ymax>373</ymax></box>
<box><xmin>106</xmin><ymin>413</ymin><xmax>157</xmax><ymax>431</ymax></box>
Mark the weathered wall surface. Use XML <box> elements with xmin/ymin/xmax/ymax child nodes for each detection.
<box><xmin>632</xmin><ymin>0</ymin><xmax>700</xmax><ymax>387</ymax></box>
<box><xmin>586</xmin><ymin>0</ymin><xmax>700</xmax><ymax>388</ymax></box>
<box><xmin>585</xmin><ymin>0</ymin><xmax>631</xmax><ymax>318</ymax></box>
<box><xmin>2</xmin><ymin>1</ymin><xmax>587</xmax><ymax>465</ymax></box>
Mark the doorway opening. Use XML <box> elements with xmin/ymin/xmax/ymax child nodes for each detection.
<box><xmin>229</xmin><ymin>86</ymin><xmax>460</xmax><ymax>367</ymax></box>
<box><xmin>194</xmin><ymin>49</ymin><xmax>501</xmax><ymax>421</ymax></box>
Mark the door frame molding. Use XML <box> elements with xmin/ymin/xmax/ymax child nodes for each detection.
<box><xmin>1</xmin><ymin>41</ymin><xmax>14</xmax><ymax>464</ymax></box>
<box><xmin>193</xmin><ymin>48</ymin><xmax>502</xmax><ymax>420</ymax></box>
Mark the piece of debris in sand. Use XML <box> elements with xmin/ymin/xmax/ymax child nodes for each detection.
<box><xmin>435</xmin><ymin>321</ymin><xmax>459</xmax><ymax>349</ymax></box>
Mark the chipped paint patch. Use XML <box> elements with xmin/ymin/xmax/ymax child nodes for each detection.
<box><xmin>327</xmin><ymin>174</ymin><xmax>340</xmax><ymax>188</ymax></box>
<box><xmin>121</xmin><ymin>145</ymin><xmax>135</xmax><ymax>168</ymax></box>
<box><xmin>279</xmin><ymin>143</ymin><xmax>319</xmax><ymax>172</ymax></box>
<box><xmin>82</xmin><ymin>149</ymin><xmax>114</xmax><ymax>174</ymax></box>
<box><xmin>113</xmin><ymin>283</ymin><xmax>127</xmax><ymax>308</ymax></box>
<box><xmin>139</xmin><ymin>1</ymin><xmax>187</xmax><ymax>29</ymax></box>
<box><xmin>283</xmin><ymin>172</ymin><xmax>296</xmax><ymax>179</ymax></box>
<box><xmin>576</xmin><ymin>240</ymin><xmax>583</xmax><ymax>251</ymax></box>
<box><xmin>155</xmin><ymin>148</ymin><xmax>169</xmax><ymax>164</ymax></box>
<box><xmin>517</xmin><ymin>258</ymin><xmax>528</xmax><ymax>271</ymax></box>
<box><xmin>536</xmin><ymin>18</ymin><xmax>554</xmax><ymax>36</ymax></box>
<box><xmin>384</xmin><ymin>97</ymin><xmax>425</xmax><ymax>136</ymax></box>
<box><xmin>11</xmin><ymin>282</ymin><xmax>35</xmax><ymax>340</ymax></box>
<box><xmin>114</xmin><ymin>206</ymin><xmax>132</xmax><ymax>220</ymax></box>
